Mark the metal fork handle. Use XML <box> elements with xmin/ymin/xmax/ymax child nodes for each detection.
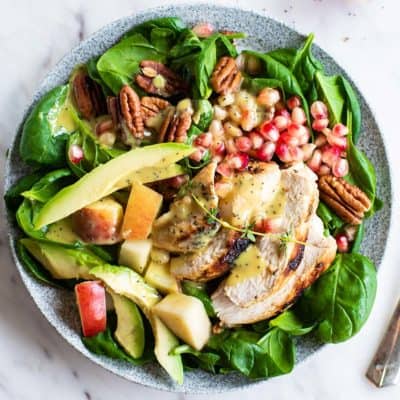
<box><xmin>366</xmin><ymin>298</ymin><xmax>400</xmax><ymax>387</ymax></box>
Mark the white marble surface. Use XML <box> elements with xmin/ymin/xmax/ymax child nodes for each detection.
<box><xmin>0</xmin><ymin>0</ymin><xmax>399</xmax><ymax>399</ymax></box>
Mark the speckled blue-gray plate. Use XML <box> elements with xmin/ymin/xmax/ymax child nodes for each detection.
<box><xmin>4</xmin><ymin>3</ymin><xmax>392</xmax><ymax>394</ymax></box>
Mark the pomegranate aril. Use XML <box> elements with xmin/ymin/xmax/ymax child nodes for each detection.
<box><xmin>192</xmin><ymin>22</ymin><xmax>214</xmax><ymax>38</ymax></box>
<box><xmin>216</xmin><ymin>162</ymin><xmax>233</xmax><ymax>177</ymax></box>
<box><xmin>211</xmin><ymin>141</ymin><xmax>226</xmax><ymax>156</ymax></box>
<box><xmin>257</xmin><ymin>88</ymin><xmax>280</xmax><ymax>107</ymax></box>
<box><xmin>310</xmin><ymin>101</ymin><xmax>328</xmax><ymax>119</ymax></box>
<box><xmin>327</xmin><ymin>133</ymin><xmax>347</xmax><ymax>150</ymax></box>
<box><xmin>318</xmin><ymin>164</ymin><xmax>331</xmax><ymax>176</ymax></box>
<box><xmin>332</xmin><ymin>158</ymin><xmax>349</xmax><ymax>177</ymax></box>
<box><xmin>332</xmin><ymin>123</ymin><xmax>349</xmax><ymax>137</ymax></box>
<box><xmin>336</xmin><ymin>234</ymin><xmax>349</xmax><ymax>253</ymax></box>
<box><xmin>298</xmin><ymin>129</ymin><xmax>311</xmax><ymax>145</ymax></box>
<box><xmin>235</xmin><ymin>136</ymin><xmax>252</xmax><ymax>152</ymax></box>
<box><xmin>279</xmin><ymin>131</ymin><xmax>299</xmax><ymax>147</ymax></box>
<box><xmin>289</xmin><ymin>146</ymin><xmax>304</xmax><ymax>162</ymax></box>
<box><xmin>225</xmin><ymin>139</ymin><xmax>238</xmax><ymax>154</ymax></box>
<box><xmin>194</xmin><ymin>132</ymin><xmax>213</xmax><ymax>148</ymax></box>
<box><xmin>273</xmin><ymin>115</ymin><xmax>290</xmax><ymax>132</ymax></box>
<box><xmin>301</xmin><ymin>143</ymin><xmax>317</xmax><ymax>161</ymax></box>
<box><xmin>226</xmin><ymin>153</ymin><xmax>249</xmax><ymax>170</ymax></box>
<box><xmin>259</xmin><ymin>121</ymin><xmax>280</xmax><ymax>141</ymax></box>
<box><xmin>275</xmin><ymin>142</ymin><xmax>292</xmax><ymax>163</ymax></box>
<box><xmin>307</xmin><ymin>149</ymin><xmax>322</xmax><ymax>172</ymax></box>
<box><xmin>68</xmin><ymin>144</ymin><xmax>84</xmax><ymax>164</ymax></box>
<box><xmin>275</xmin><ymin>108</ymin><xmax>291</xmax><ymax>119</ymax></box>
<box><xmin>189</xmin><ymin>147</ymin><xmax>207</xmax><ymax>162</ymax></box>
<box><xmin>249</xmin><ymin>131</ymin><xmax>264</xmax><ymax>149</ymax></box>
<box><xmin>255</xmin><ymin>217</ymin><xmax>283</xmax><ymax>233</ymax></box>
<box><xmin>287</xmin><ymin>123</ymin><xmax>308</xmax><ymax>138</ymax></box>
<box><xmin>315</xmin><ymin>133</ymin><xmax>328</xmax><ymax>148</ymax></box>
<box><xmin>287</xmin><ymin>96</ymin><xmax>301</xmax><ymax>110</ymax></box>
<box><xmin>168</xmin><ymin>175</ymin><xmax>189</xmax><ymax>189</ymax></box>
<box><xmin>255</xmin><ymin>141</ymin><xmax>276</xmax><ymax>162</ymax></box>
<box><xmin>321</xmin><ymin>145</ymin><xmax>341</xmax><ymax>167</ymax></box>
<box><xmin>291</xmin><ymin>107</ymin><xmax>307</xmax><ymax>125</ymax></box>
<box><xmin>312</xmin><ymin>118</ymin><xmax>329</xmax><ymax>132</ymax></box>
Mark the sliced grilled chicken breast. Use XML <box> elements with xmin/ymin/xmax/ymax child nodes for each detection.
<box><xmin>212</xmin><ymin>215</ymin><xmax>337</xmax><ymax>326</ymax></box>
<box><xmin>152</xmin><ymin>162</ymin><xmax>219</xmax><ymax>253</ymax></box>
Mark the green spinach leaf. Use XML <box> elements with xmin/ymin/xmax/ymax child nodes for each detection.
<box><xmin>341</xmin><ymin>76</ymin><xmax>361</xmax><ymax>143</ymax></box>
<box><xmin>269</xmin><ymin>310</ymin><xmax>315</xmax><ymax>336</ymax></box>
<box><xmin>351</xmin><ymin>223</ymin><xmax>364</xmax><ymax>253</ymax></box>
<box><xmin>172</xmin><ymin>345</ymin><xmax>220</xmax><ymax>373</ymax></box>
<box><xmin>317</xmin><ymin>201</ymin><xmax>345</xmax><ymax>235</ymax></box>
<box><xmin>20</xmin><ymin>85</ymin><xmax>75</xmax><ymax>167</ymax></box>
<box><xmin>298</xmin><ymin>253</ymin><xmax>377</xmax><ymax>343</ymax></box>
<box><xmin>181</xmin><ymin>280</ymin><xmax>216</xmax><ymax>317</ymax></box>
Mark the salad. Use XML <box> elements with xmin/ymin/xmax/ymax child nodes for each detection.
<box><xmin>5</xmin><ymin>17</ymin><xmax>381</xmax><ymax>384</ymax></box>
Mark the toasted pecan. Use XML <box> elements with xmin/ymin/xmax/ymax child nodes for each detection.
<box><xmin>211</xmin><ymin>56</ymin><xmax>242</xmax><ymax>94</ymax></box>
<box><xmin>141</xmin><ymin>96</ymin><xmax>171</xmax><ymax>123</ymax></box>
<box><xmin>119</xmin><ymin>85</ymin><xmax>144</xmax><ymax>139</ymax></box>
<box><xmin>318</xmin><ymin>175</ymin><xmax>372</xmax><ymax>225</ymax></box>
<box><xmin>159</xmin><ymin>107</ymin><xmax>191</xmax><ymax>144</ymax></box>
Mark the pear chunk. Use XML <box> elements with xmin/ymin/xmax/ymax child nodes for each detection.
<box><xmin>153</xmin><ymin>293</ymin><xmax>211</xmax><ymax>350</ymax></box>
<box><xmin>119</xmin><ymin>239</ymin><xmax>152</xmax><ymax>273</ymax></box>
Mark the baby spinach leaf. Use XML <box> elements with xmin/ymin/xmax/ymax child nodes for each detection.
<box><xmin>97</xmin><ymin>33</ymin><xmax>165</xmax><ymax>94</ymax></box>
<box><xmin>181</xmin><ymin>280</ymin><xmax>216</xmax><ymax>317</ymax></box>
<box><xmin>192</xmin><ymin>99</ymin><xmax>213</xmax><ymax>131</ymax></box>
<box><xmin>298</xmin><ymin>253</ymin><xmax>377</xmax><ymax>343</ymax></box>
<box><xmin>4</xmin><ymin>172</ymin><xmax>44</xmax><ymax>211</ymax></box>
<box><xmin>351</xmin><ymin>223</ymin><xmax>364</xmax><ymax>253</ymax></box>
<box><xmin>267</xmin><ymin>48</ymin><xmax>297</xmax><ymax>67</ymax></box>
<box><xmin>86</xmin><ymin>57</ymin><xmax>112</xmax><ymax>96</ymax></box>
<box><xmin>269</xmin><ymin>310</ymin><xmax>315</xmax><ymax>336</ymax></box>
<box><xmin>172</xmin><ymin>345</ymin><xmax>220</xmax><ymax>373</ymax></box>
<box><xmin>317</xmin><ymin>201</ymin><xmax>345</xmax><ymax>235</ymax></box>
<box><xmin>20</xmin><ymin>85</ymin><xmax>75</xmax><ymax>167</ymax></box>
<box><xmin>125</xmin><ymin>17</ymin><xmax>186</xmax><ymax>41</ymax></box>
<box><xmin>315</xmin><ymin>72</ymin><xmax>345</xmax><ymax>125</ymax></box>
<box><xmin>341</xmin><ymin>76</ymin><xmax>361</xmax><ymax>143</ymax></box>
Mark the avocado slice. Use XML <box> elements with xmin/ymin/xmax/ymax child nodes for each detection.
<box><xmin>90</xmin><ymin>265</ymin><xmax>184</xmax><ymax>384</ymax></box>
<box><xmin>35</xmin><ymin>143</ymin><xmax>194</xmax><ymax>229</ymax></box>
<box><xmin>45</xmin><ymin>217</ymin><xmax>80</xmax><ymax>244</ymax></box>
<box><xmin>109</xmin><ymin>291</ymin><xmax>145</xmax><ymax>359</ymax></box>
<box><xmin>21</xmin><ymin>238</ymin><xmax>103</xmax><ymax>280</ymax></box>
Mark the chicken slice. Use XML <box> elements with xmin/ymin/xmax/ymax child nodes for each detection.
<box><xmin>212</xmin><ymin>215</ymin><xmax>337</xmax><ymax>326</ymax></box>
<box><xmin>152</xmin><ymin>161</ymin><xmax>219</xmax><ymax>253</ymax></box>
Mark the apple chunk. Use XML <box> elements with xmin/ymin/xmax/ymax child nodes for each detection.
<box><xmin>75</xmin><ymin>281</ymin><xmax>107</xmax><ymax>337</ymax></box>
<box><xmin>153</xmin><ymin>293</ymin><xmax>211</xmax><ymax>350</ymax></box>
<box><xmin>122</xmin><ymin>182</ymin><xmax>162</xmax><ymax>240</ymax></box>
<box><xmin>119</xmin><ymin>239</ymin><xmax>152</xmax><ymax>274</ymax></box>
<box><xmin>72</xmin><ymin>196</ymin><xmax>123</xmax><ymax>244</ymax></box>
<box><xmin>144</xmin><ymin>261</ymin><xmax>179</xmax><ymax>294</ymax></box>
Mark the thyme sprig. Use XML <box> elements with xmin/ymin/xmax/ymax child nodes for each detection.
<box><xmin>191</xmin><ymin>194</ymin><xmax>309</xmax><ymax>249</ymax></box>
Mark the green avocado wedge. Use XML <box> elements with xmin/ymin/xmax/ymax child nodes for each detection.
<box><xmin>20</xmin><ymin>238</ymin><xmax>103</xmax><ymax>280</ymax></box>
<box><xmin>91</xmin><ymin>265</ymin><xmax>184</xmax><ymax>384</ymax></box>
<box><xmin>34</xmin><ymin>143</ymin><xmax>194</xmax><ymax>229</ymax></box>
<box><xmin>110</xmin><ymin>292</ymin><xmax>145</xmax><ymax>359</ymax></box>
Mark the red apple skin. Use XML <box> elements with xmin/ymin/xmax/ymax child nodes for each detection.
<box><xmin>75</xmin><ymin>281</ymin><xmax>107</xmax><ymax>337</ymax></box>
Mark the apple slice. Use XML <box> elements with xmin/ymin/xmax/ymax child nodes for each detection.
<box><xmin>122</xmin><ymin>182</ymin><xmax>162</xmax><ymax>240</ymax></box>
<box><xmin>75</xmin><ymin>281</ymin><xmax>107</xmax><ymax>337</ymax></box>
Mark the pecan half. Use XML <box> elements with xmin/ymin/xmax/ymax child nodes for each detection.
<box><xmin>106</xmin><ymin>96</ymin><xmax>121</xmax><ymax>130</ymax></box>
<box><xmin>119</xmin><ymin>85</ymin><xmax>144</xmax><ymax>139</ymax></box>
<box><xmin>141</xmin><ymin>96</ymin><xmax>171</xmax><ymax>123</ymax></box>
<box><xmin>73</xmin><ymin>70</ymin><xmax>106</xmax><ymax>119</ymax></box>
<box><xmin>318</xmin><ymin>175</ymin><xmax>372</xmax><ymax>225</ymax></box>
<box><xmin>159</xmin><ymin>107</ymin><xmax>191</xmax><ymax>143</ymax></box>
<box><xmin>135</xmin><ymin>60</ymin><xmax>188</xmax><ymax>97</ymax></box>
<box><xmin>211</xmin><ymin>56</ymin><xmax>242</xmax><ymax>95</ymax></box>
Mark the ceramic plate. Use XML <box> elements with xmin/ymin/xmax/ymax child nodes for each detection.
<box><xmin>4</xmin><ymin>4</ymin><xmax>392</xmax><ymax>393</ymax></box>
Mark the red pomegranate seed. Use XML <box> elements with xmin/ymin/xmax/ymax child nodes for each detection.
<box><xmin>275</xmin><ymin>142</ymin><xmax>292</xmax><ymax>163</ymax></box>
<box><xmin>211</xmin><ymin>140</ymin><xmax>226</xmax><ymax>156</ymax></box>
<box><xmin>335</xmin><ymin>234</ymin><xmax>349</xmax><ymax>253</ymax></box>
<box><xmin>275</xmin><ymin>108</ymin><xmax>291</xmax><ymax>119</ymax></box>
<box><xmin>315</xmin><ymin>133</ymin><xmax>328</xmax><ymax>148</ymax></box>
<box><xmin>287</xmin><ymin>123</ymin><xmax>308</xmax><ymax>138</ymax></box>
<box><xmin>298</xmin><ymin>129</ymin><xmax>311</xmax><ymax>145</ymax></box>
<box><xmin>327</xmin><ymin>133</ymin><xmax>347</xmax><ymax>150</ymax></box>
<box><xmin>168</xmin><ymin>175</ymin><xmax>189</xmax><ymax>189</ymax></box>
<box><xmin>257</xmin><ymin>88</ymin><xmax>280</xmax><ymax>107</ymax></box>
<box><xmin>255</xmin><ymin>217</ymin><xmax>283</xmax><ymax>233</ymax></box>
<box><xmin>301</xmin><ymin>143</ymin><xmax>317</xmax><ymax>161</ymax></box>
<box><xmin>279</xmin><ymin>131</ymin><xmax>299</xmax><ymax>147</ymax></box>
<box><xmin>68</xmin><ymin>144</ymin><xmax>84</xmax><ymax>164</ymax></box>
<box><xmin>332</xmin><ymin>158</ymin><xmax>349</xmax><ymax>177</ymax></box>
<box><xmin>194</xmin><ymin>132</ymin><xmax>213</xmax><ymax>148</ymax></box>
<box><xmin>255</xmin><ymin>141</ymin><xmax>276</xmax><ymax>161</ymax></box>
<box><xmin>289</xmin><ymin>146</ymin><xmax>304</xmax><ymax>162</ymax></box>
<box><xmin>332</xmin><ymin>123</ymin><xmax>349</xmax><ymax>137</ymax></box>
<box><xmin>192</xmin><ymin>22</ymin><xmax>214</xmax><ymax>38</ymax></box>
<box><xmin>249</xmin><ymin>131</ymin><xmax>264</xmax><ymax>149</ymax></box>
<box><xmin>287</xmin><ymin>96</ymin><xmax>301</xmax><ymax>110</ymax></box>
<box><xmin>259</xmin><ymin>121</ymin><xmax>280</xmax><ymax>142</ymax></box>
<box><xmin>318</xmin><ymin>164</ymin><xmax>331</xmax><ymax>176</ymax></box>
<box><xmin>312</xmin><ymin>118</ymin><xmax>329</xmax><ymax>132</ymax></box>
<box><xmin>273</xmin><ymin>115</ymin><xmax>290</xmax><ymax>132</ymax></box>
<box><xmin>321</xmin><ymin>145</ymin><xmax>341</xmax><ymax>167</ymax></box>
<box><xmin>225</xmin><ymin>139</ymin><xmax>238</xmax><ymax>154</ymax></box>
<box><xmin>226</xmin><ymin>153</ymin><xmax>249</xmax><ymax>170</ymax></box>
<box><xmin>307</xmin><ymin>149</ymin><xmax>322</xmax><ymax>172</ymax></box>
<box><xmin>235</xmin><ymin>136</ymin><xmax>252</xmax><ymax>152</ymax></box>
<box><xmin>216</xmin><ymin>162</ymin><xmax>233</xmax><ymax>177</ymax></box>
<box><xmin>189</xmin><ymin>147</ymin><xmax>207</xmax><ymax>162</ymax></box>
<box><xmin>310</xmin><ymin>101</ymin><xmax>328</xmax><ymax>119</ymax></box>
<box><xmin>291</xmin><ymin>107</ymin><xmax>307</xmax><ymax>125</ymax></box>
